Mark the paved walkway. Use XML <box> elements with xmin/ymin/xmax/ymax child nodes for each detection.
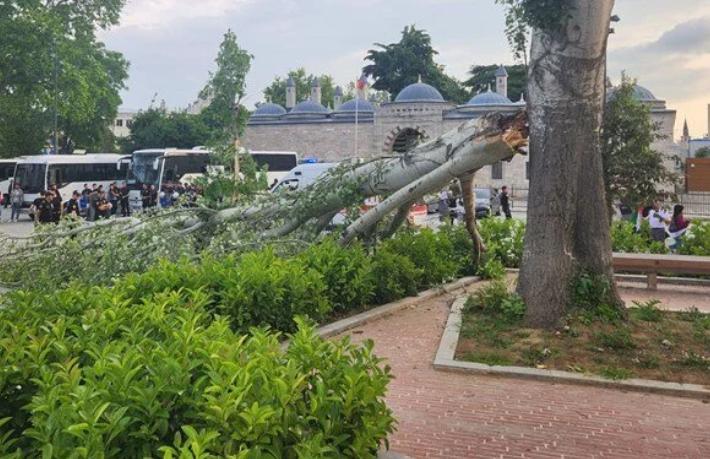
<box><xmin>338</xmin><ymin>288</ymin><xmax>710</xmax><ymax>458</ymax></box>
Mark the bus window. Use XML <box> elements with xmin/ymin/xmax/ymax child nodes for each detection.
<box><xmin>250</xmin><ymin>153</ymin><xmax>298</xmax><ymax>172</ymax></box>
<box><xmin>0</xmin><ymin>163</ymin><xmax>15</xmax><ymax>181</ymax></box>
<box><xmin>13</xmin><ymin>163</ymin><xmax>46</xmax><ymax>193</ymax></box>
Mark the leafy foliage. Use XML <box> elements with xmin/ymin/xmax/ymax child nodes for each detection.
<box><xmin>370</xmin><ymin>248</ymin><xmax>421</xmax><ymax>304</ymax></box>
<box><xmin>602</xmin><ymin>76</ymin><xmax>678</xmax><ymax>210</ymax></box>
<box><xmin>478</xmin><ymin>218</ymin><xmax>525</xmax><ymax>268</ymax></box>
<box><xmin>695</xmin><ymin>147</ymin><xmax>710</xmax><ymax>158</ymax></box>
<box><xmin>119</xmin><ymin>108</ymin><xmax>212</xmax><ymax>153</ymax></box>
<box><xmin>298</xmin><ymin>238</ymin><xmax>375</xmax><ymax>313</ymax></box>
<box><xmin>263</xmin><ymin>68</ymin><xmax>337</xmax><ymax>108</ymax></box>
<box><xmin>0</xmin><ymin>0</ymin><xmax>128</xmax><ymax>156</ymax></box>
<box><xmin>465</xmin><ymin>280</ymin><xmax>526</xmax><ymax>323</ymax></box>
<box><xmin>362</xmin><ymin>25</ymin><xmax>468</xmax><ymax>103</ymax></box>
<box><xmin>0</xmin><ymin>285</ymin><xmax>394</xmax><ymax>457</ymax></box>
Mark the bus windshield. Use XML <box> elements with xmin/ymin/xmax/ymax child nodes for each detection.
<box><xmin>13</xmin><ymin>163</ymin><xmax>46</xmax><ymax>193</ymax></box>
<box><xmin>129</xmin><ymin>153</ymin><xmax>162</xmax><ymax>187</ymax></box>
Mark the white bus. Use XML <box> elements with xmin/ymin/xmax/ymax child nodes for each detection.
<box><xmin>0</xmin><ymin>159</ymin><xmax>17</xmax><ymax>204</ymax></box>
<box><xmin>124</xmin><ymin>148</ymin><xmax>214</xmax><ymax>210</ymax></box>
<box><xmin>12</xmin><ymin>154</ymin><xmax>126</xmax><ymax>206</ymax></box>
<box><xmin>249</xmin><ymin>151</ymin><xmax>298</xmax><ymax>185</ymax></box>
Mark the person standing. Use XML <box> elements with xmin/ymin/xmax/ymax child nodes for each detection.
<box><xmin>119</xmin><ymin>184</ymin><xmax>130</xmax><ymax>217</ymax></box>
<box><xmin>64</xmin><ymin>191</ymin><xmax>81</xmax><ymax>218</ymax></box>
<box><xmin>10</xmin><ymin>183</ymin><xmax>24</xmax><ymax>222</ymax></box>
<box><xmin>667</xmin><ymin>204</ymin><xmax>690</xmax><ymax>251</ymax></box>
<box><xmin>500</xmin><ymin>185</ymin><xmax>512</xmax><ymax>219</ymax></box>
<box><xmin>87</xmin><ymin>186</ymin><xmax>99</xmax><ymax>221</ymax></box>
<box><xmin>49</xmin><ymin>187</ymin><xmax>63</xmax><ymax>223</ymax></box>
<box><xmin>109</xmin><ymin>184</ymin><xmax>120</xmax><ymax>216</ymax></box>
<box><xmin>648</xmin><ymin>200</ymin><xmax>670</xmax><ymax>242</ymax></box>
<box><xmin>36</xmin><ymin>192</ymin><xmax>53</xmax><ymax>224</ymax></box>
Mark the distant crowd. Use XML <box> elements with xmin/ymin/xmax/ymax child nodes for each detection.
<box><xmin>1</xmin><ymin>182</ymin><xmax>201</xmax><ymax>224</ymax></box>
<box><xmin>637</xmin><ymin>200</ymin><xmax>691</xmax><ymax>251</ymax></box>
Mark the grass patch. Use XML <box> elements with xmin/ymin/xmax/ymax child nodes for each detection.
<box><xmin>456</xmin><ymin>289</ymin><xmax>710</xmax><ymax>385</ymax></box>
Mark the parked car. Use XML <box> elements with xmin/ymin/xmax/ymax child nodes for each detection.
<box><xmin>426</xmin><ymin>188</ymin><xmax>500</xmax><ymax>219</ymax></box>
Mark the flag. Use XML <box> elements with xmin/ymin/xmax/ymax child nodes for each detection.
<box><xmin>356</xmin><ymin>75</ymin><xmax>367</xmax><ymax>90</ymax></box>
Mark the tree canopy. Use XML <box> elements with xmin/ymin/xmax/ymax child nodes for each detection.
<box><xmin>119</xmin><ymin>109</ymin><xmax>212</xmax><ymax>154</ymax></box>
<box><xmin>362</xmin><ymin>25</ymin><xmax>468</xmax><ymax>104</ymax></box>
<box><xmin>695</xmin><ymin>147</ymin><xmax>710</xmax><ymax>158</ymax></box>
<box><xmin>464</xmin><ymin>64</ymin><xmax>527</xmax><ymax>102</ymax></box>
<box><xmin>0</xmin><ymin>0</ymin><xmax>128</xmax><ymax>156</ymax></box>
<box><xmin>200</xmin><ymin>30</ymin><xmax>252</xmax><ymax>143</ymax></box>
<box><xmin>602</xmin><ymin>76</ymin><xmax>677</xmax><ymax>210</ymax></box>
<box><xmin>263</xmin><ymin>69</ymin><xmax>337</xmax><ymax>108</ymax></box>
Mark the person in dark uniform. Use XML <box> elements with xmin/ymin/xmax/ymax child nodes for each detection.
<box><xmin>36</xmin><ymin>192</ymin><xmax>54</xmax><ymax>224</ymax></box>
<box><xmin>119</xmin><ymin>184</ymin><xmax>130</xmax><ymax>217</ymax></box>
<box><xmin>64</xmin><ymin>191</ymin><xmax>81</xmax><ymax>218</ymax></box>
<box><xmin>49</xmin><ymin>188</ymin><xmax>63</xmax><ymax>222</ymax></box>
<box><xmin>499</xmin><ymin>185</ymin><xmax>512</xmax><ymax>219</ymax></box>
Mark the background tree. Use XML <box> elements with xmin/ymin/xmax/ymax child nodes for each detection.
<box><xmin>464</xmin><ymin>64</ymin><xmax>527</xmax><ymax>102</ymax></box>
<box><xmin>506</xmin><ymin>0</ymin><xmax>624</xmax><ymax>328</ymax></box>
<box><xmin>200</xmin><ymin>29</ymin><xmax>252</xmax><ymax>144</ymax></box>
<box><xmin>602</xmin><ymin>76</ymin><xmax>677</xmax><ymax>212</ymax></box>
<box><xmin>0</xmin><ymin>0</ymin><xmax>128</xmax><ymax>156</ymax></box>
<box><xmin>263</xmin><ymin>69</ymin><xmax>337</xmax><ymax>108</ymax></box>
<box><xmin>362</xmin><ymin>25</ymin><xmax>468</xmax><ymax>103</ymax></box>
<box><xmin>695</xmin><ymin>147</ymin><xmax>710</xmax><ymax>158</ymax></box>
<box><xmin>119</xmin><ymin>109</ymin><xmax>212</xmax><ymax>153</ymax></box>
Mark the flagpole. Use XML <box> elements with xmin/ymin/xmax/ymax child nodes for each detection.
<box><xmin>354</xmin><ymin>76</ymin><xmax>359</xmax><ymax>157</ymax></box>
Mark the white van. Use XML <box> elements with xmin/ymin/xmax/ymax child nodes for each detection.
<box><xmin>271</xmin><ymin>162</ymin><xmax>337</xmax><ymax>192</ymax></box>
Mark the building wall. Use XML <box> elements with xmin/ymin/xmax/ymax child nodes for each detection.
<box><xmin>110</xmin><ymin>111</ymin><xmax>136</xmax><ymax>139</ymax></box>
<box><xmin>242</xmin><ymin>122</ymin><xmax>378</xmax><ymax>162</ymax></box>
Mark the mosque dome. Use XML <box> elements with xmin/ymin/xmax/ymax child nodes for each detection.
<box><xmin>467</xmin><ymin>89</ymin><xmax>513</xmax><ymax>106</ymax></box>
<box><xmin>288</xmin><ymin>100</ymin><xmax>330</xmax><ymax>116</ymax></box>
<box><xmin>395</xmin><ymin>82</ymin><xmax>445</xmax><ymax>103</ymax></box>
<box><xmin>252</xmin><ymin>103</ymin><xmax>287</xmax><ymax>117</ymax></box>
<box><xmin>336</xmin><ymin>98</ymin><xmax>375</xmax><ymax>113</ymax></box>
<box><xmin>631</xmin><ymin>85</ymin><xmax>658</xmax><ymax>101</ymax></box>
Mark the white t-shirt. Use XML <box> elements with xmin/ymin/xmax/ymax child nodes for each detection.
<box><xmin>648</xmin><ymin>209</ymin><xmax>669</xmax><ymax>229</ymax></box>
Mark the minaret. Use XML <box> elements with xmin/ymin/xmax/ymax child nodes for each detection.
<box><xmin>334</xmin><ymin>86</ymin><xmax>343</xmax><ymax>110</ymax></box>
<box><xmin>495</xmin><ymin>65</ymin><xmax>508</xmax><ymax>98</ymax></box>
<box><xmin>310</xmin><ymin>78</ymin><xmax>322</xmax><ymax>105</ymax></box>
<box><xmin>681</xmin><ymin>118</ymin><xmax>690</xmax><ymax>144</ymax></box>
<box><xmin>286</xmin><ymin>76</ymin><xmax>296</xmax><ymax>110</ymax></box>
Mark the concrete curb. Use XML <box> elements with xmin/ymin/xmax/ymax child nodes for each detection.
<box><xmin>316</xmin><ymin>276</ymin><xmax>481</xmax><ymax>339</ymax></box>
<box><xmin>433</xmin><ymin>294</ymin><xmax>710</xmax><ymax>400</ymax></box>
<box><xmin>506</xmin><ymin>267</ymin><xmax>710</xmax><ymax>288</ymax></box>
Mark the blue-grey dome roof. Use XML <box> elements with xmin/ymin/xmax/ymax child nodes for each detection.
<box><xmin>495</xmin><ymin>66</ymin><xmax>508</xmax><ymax>77</ymax></box>
<box><xmin>395</xmin><ymin>82</ymin><xmax>445</xmax><ymax>103</ymax></box>
<box><xmin>631</xmin><ymin>85</ymin><xmax>658</xmax><ymax>101</ymax></box>
<box><xmin>252</xmin><ymin>103</ymin><xmax>286</xmax><ymax>117</ymax></box>
<box><xmin>467</xmin><ymin>89</ymin><xmax>513</xmax><ymax>106</ymax></box>
<box><xmin>336</xmin><ymin>98</ymin><xmax>374</xmax><ymax>112</ymax></box>
<box><xmin>288</xmin><ymin>100</ymin><xmax>329</xmax><ymax>115</ymax></box>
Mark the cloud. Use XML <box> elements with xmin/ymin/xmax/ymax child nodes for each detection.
<box><xmin>118</xmin><ymin>0</ymin><xmax>252</xmax><ymax>30</ymax></box>
<box><xmin>652</xmin><ymin>17</ymin><xmax>710</xmax><ymax>54</ymax></box>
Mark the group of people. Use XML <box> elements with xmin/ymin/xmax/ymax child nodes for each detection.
<box><xmin>638</xmin><ymin>200</ymin><xmax>691</xmax><ymax>250</ymax></box>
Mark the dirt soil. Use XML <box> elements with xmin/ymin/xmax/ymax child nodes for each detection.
<box><xmin>456</xmin><ymin>303</ymin><xmax>710</xmax><ymax>386</ymax></box>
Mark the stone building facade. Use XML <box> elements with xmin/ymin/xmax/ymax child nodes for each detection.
<box><xmin>242</xmin><ymin>68</ymin><xmax>682</xmax><ymax>194</ymax></box>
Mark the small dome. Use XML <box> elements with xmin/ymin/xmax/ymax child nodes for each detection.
<box><xmin>336</xmin><ymin>98</ymin><xmax>374</xmax><ymax>113</ymax></box>
<box><xmin>252</xmin><ymin>103</ymin><xmax>286</xmax><ymax>117</ymax></box>
<box><xmin>288</xmin><ymin>100</ymin><xmax>330</xmax><ymax>116</ymax></box>
<box><xmin>631</xmin><ymin>85</ymin><xmax>658</xmax><ymax>101</ymax></box>
<box><xmin>467</xmin><ymin>89</ymin><xmax>513</xmax><ymax>106</ymax></box>
<box><xmin>395</xmin><ymin>82</ymin><xmax>445</xmax><ymax>103</ymax></box>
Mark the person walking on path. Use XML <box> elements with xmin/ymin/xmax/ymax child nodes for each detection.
<box><xmin>10</xmin><ymin>183</ymin><xmax>24</xmax><ymax>222</ymax></box>
<box><xmin>499</xmin><ymin>185</ymin><xmax>512</xmax><ymax>219</ymax></box>
<box><xmin>648</xmin><ymin>200</ymin><xmax>671</xmax><ymax>242</ymax></box>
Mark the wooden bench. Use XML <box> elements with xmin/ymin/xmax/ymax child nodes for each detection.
<box><xmin>612</xmin><ymin>252</ymin><xmax>710</xmax><ymax>290</ymax></box>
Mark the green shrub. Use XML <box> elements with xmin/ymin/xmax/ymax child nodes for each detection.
<box><xmin>382</xmin><ymin>228</ymin><xmax>458</xmax><ymax>289</ymax></box>
<box><xmin>0</xmin><ymin>289</ymin><xmax>395</xmax><ymax>458</ymax></box>
<box><xmin>631</xmin><ymin>299</ymin><xmax>663</xmax><ymax>322</ymax></box>
<box><xmin>370</xmin><ymin>248</ymin><xmax>421</xmax><ymax>304</ymax></box>
<box><xmin>298</xmin><ymin>238</ymin><xmax>374</xmax><ymax>312</ymax></box>
<box><xmin>570</xmin><ymin>271</ymin><xmax>623</xmax><ymax>322</ymax></box>
<box><xmin>477</xmin><ymin>257</ymin><xmax>506</xmax><ymax>280</ymax></box>
<box><xmin>466</xmin><ymin>280</ymin><xmax>526</xmax><ymax>323</ymax></box>
<box><xmin>678</xmin><ymin>221</ymin><xmax>710</xmax><ymax>256</ymax></box>
<box><xmin>478</xmin><ymin>218</ymin><xmax>525</xmax><ymax>268</ymax></box>
<box><xmin>436</xmin><ymin>223</ymin><xmax>476</xmax><ymax>276</ymax></box>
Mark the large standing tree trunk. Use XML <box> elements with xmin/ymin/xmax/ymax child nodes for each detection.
<box><xmin>518</xmin><ymin>0</ymin><xmax>623</xmax><ymax>328</ymax></box>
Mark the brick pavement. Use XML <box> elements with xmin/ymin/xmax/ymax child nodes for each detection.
<box><xmin>339</xmin><ymin>291</ymin><xmax>710</xmax><ymax>458</ymax></box>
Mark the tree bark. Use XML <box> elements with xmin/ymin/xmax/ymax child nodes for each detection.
<box><xmin>518</xmin><ymin>0</ymin><xmax>624</xmax><ymax>328</ymax></box>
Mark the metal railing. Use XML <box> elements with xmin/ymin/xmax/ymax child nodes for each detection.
<box><xmin>679</xmin><ymin>192</ymin><xmax>710</xmax><ymax>217</ymax></box>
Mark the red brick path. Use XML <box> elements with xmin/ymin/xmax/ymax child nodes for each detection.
<box><xmin>339</xmin><ymin>295</ymin><xmax>710</xmax><ymax>458</ymax></box>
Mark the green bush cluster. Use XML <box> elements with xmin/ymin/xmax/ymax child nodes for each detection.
<box><xmin>611</xmin><ymin>219</ymin><xmax>710</xmax><ymax>255</ymax></box>
<box><xmin>477</xmin><ymin>218</ymin><xmax>525</xmax><ymax>268</ymax></box>
<box><xmin>465</xmin><ymin>280</ymin><xmax>526</xmax><ymax>323</ymax></box>
<box><xmin>0</xmin><ymin>288</ymin><xmax>394</xmax><ymax>458</ymax></box>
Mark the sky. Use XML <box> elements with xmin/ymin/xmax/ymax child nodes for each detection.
<box><xmin>101</xmin><ymin>0</ymin><xmax>710</xmax><ymax>139</ymax></box>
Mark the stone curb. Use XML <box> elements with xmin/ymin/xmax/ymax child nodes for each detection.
<box><xmin>316</xmin><ymin>276</ymin><xmax>481</xmax><ymax>339</ymax></box>
<box><xmin>506</xmin><ymin>268</ymin><xmax>710</xmax><ymax>288</ymax></box>
<box><xmin>433</xmin><ymin>294</ymin><xmax>710</xmax><ymax>401</ymax></box>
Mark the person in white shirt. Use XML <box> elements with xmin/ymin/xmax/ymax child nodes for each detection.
<box><xmin>647</xmin><ymin>200</ymin><xmax>670</xmax><ymax>242</ymax></box>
